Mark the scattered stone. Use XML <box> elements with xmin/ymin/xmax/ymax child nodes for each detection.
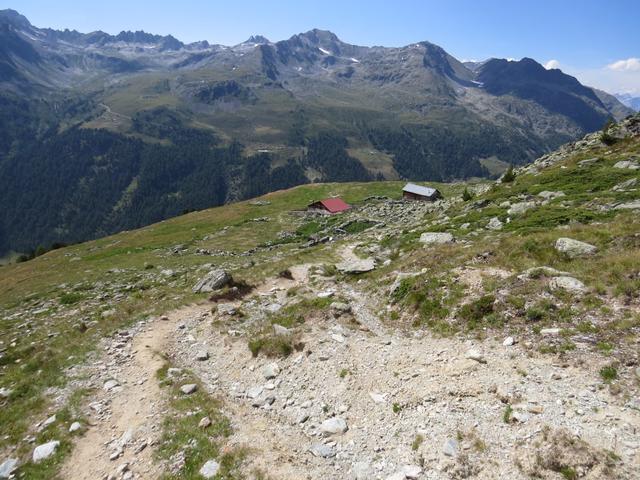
<box><xmin>262</xmin><ymin>363</ymin><xmax>280</xmax><ymax>379</ymax></box>
<box><xmin>549</xmin><ymin>276</ymin><xmax>586</xmax><ymax>293</ymax></box>
<box><xmin>69</xmin><ymin>421</ymin><xmax>82</xmax><ymax>433</ymax></box>
<box><xmin>487</xmin><ymin>217</ymin><xmax>503</xmax><ymax>230</ymax></box>
<box><xmin>273</xmin><ymin>324</ymin><xmax>291</xmax><ymax>336</ymax></box>
<box><xmin>320</xmin><ymin>417</ymin><xmax>348</xmax><ymax>435</ymax></box>
<box><xmin>613</xmin><ymin>160</ymin><xmax>639</xmax><ymax>170</ymax></box>
<box><xmin>336</xmin><ymin>257</ymin><xmax>376</xmax><ymax>274</ymax></box>
<box><xmin>369</xmin><ymin>392</ymin><xmax>386</xmax><ymax>404</ymax></box>
<box><xmin>512</xmin><ymin>410</ymin><xmax>530</xmax><ymax>423</ymax></box>
<box><xmin>330</xmin><ymin>302</ymin><xmax>351</xmax><ymax>314</ymax></box>
<box><xmin>402</xmin><ymin>465</ymin><xmax>423</xmax><ymax>479</ymax></box>
<box><xmin>635</xmin><ymin>367</ymin><xmax>640</xmax><ymax>381</ymax></box>
<box><xmin>246</xmin><ymin>386</ymin><xmax>263</xmax><ymax>399</ymax></box>
<box><xmin>195</xmin><ymin>350</ymin><xmax>209</xmax><ymax>361</ymax></box>
<box><xmin>33</xmin><ymin>441</ymin><xmax>60</xmax><ymax>462</ymax></box>
<box><xmin>192</xmin><ymin>269</ymin><xmax>231</xmax><ymax>293</ymax></box>
<box><xmin>199</xmin><ymin>460</ymin><xmax>220</xmax><ymax>479</ymax></box>
<box><xmin>507</xmin><ymin>201</ymin><xmax>536</xmax><ymax>215</ymax></box>
<box><xmin>419</xmin><ymin>232</ymin><xmax>453</xmax><ymax>245</ymax></box>
<box><xmin>554</xmin><ymin>237</ymin><xmax>597</xmax><ymax>258</ymax></box>
<box><xmin>540</xmin><ymin>328</ymin><xmax>561</xmax><ymax>336</ymax></box>
<box><xmin>518</xmin><ymin>266</ymin><xmax>570</xmax><ymax>280</ymax></box>
<box><xmin>612</xmin><ymin>178</ymin><xmax>638</xmax><ymax>191</ymax></box>
<box><xmin>0</xmin><ymin>458</ymin><xmax>18</xmax><ymax>479</ymax></box>
<box><xmin>538</xmin><ymin>190</ymin><xmax>565</xmax><ymax>200</ymax></box>
<box><xmin>309</xmin><ymin>443</ymin><xmax>335</xmax><ymax>458</ymax></box>
<box><xmin>614</xmin><ymin>200</ymin><xmax>640</xmax><ymax>210</ymax></box>
<box><xmin>465</xmin><ymin>349</ymin><xmax>486</xmax><ymax>363</ymax></box>
<box><xmin>103</xmin><ymin>379</ymin><xmax>120</xmax><ymax>391</ymax></box>
<box><xmin>503</xmin><ymin>336</ymin><xmax>515</xmax><ymax>347</ymax></box>
<box><xmin>198</xmin><ymin>417</ymin><xmax>211</xmax><ymax>429</ymax></box>
<box><xmin>39</xmin><ymin>414</ymin><xmax>56</xmax><ymax>430</ymax></box>
<box><xmin>443</xmin><ymin>438</ymin><xmax>458</xmax><ymax>457</ymax></box>
<box><xmin>180</xmin><ymin>384</ymin><xmax>197</xmax><ymax>395</ymax></box>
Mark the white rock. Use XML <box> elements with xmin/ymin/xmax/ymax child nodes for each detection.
<box><xmin>403</xmin><ymin>464</ymin><xmax>423</xmax><ymax>479</ymax></box>
<box><xmin>487</xmin><ymin>217</ymin><xmax>503</xmax><ymax>230</ymax></box>
<box><xmin>262</xmin><ymin>363</ymin><xmax>280</xmax><ymax>379</ymax></box>
<box><xmin>40</xmin><ymin>414</ymin><xmax>56</xmax><ymax>430</ymax></box>
<box><xmin>503</xmin><ymin>337</ymin><xmax>515</xmax><ymax>347</ymax></box>
<box><xmin>369</xmin><ymin>392</ymin><xmax>386</xmax><ymax>404</ymax></box>
<box><xmin>199</xmin><ymin>460</ymin><xmax>220</xmax><ymax>478</ymax></box>
<box><xmin>443</xmin><ymin>438</ymin><xmax>458</xmax><ymax>457</ymax></box>
<box><xmin>507</xmin><ymin>201</ymin><xmax>536</xmax><ymax>215</ymax></box>
<box><xmin>33</xmin><ymin>441</ymin><xmax>60</xmax><ymax>462</ymax></box>
<box><xmin>419</xmin><ymin>232</ymin><xmax>453</xmax><ymax>245</ymax></box>
<box><xmin>192</xmin><ymin>269</ymin><xmax>231</xmax><ymax>293</ymax></box>
<box><xmin>69</xmin><ymin>422</ymin><xmax>82</xmax><ymax>433</ymax></box>
<box><xmin>613</xmin><ymin>160</ymin><xmax>639</xmax><ymax>170</ymax></box>
<box><xmin>465</xmin><ymin>349</ymin><xmax>486</xmax><ymax>363</ymax></box>
<box><xmin>246</xmin><ymin>386</ymin><xmax>263</xmax><ymax>399</ymax></box>
<box><xmin>103</xmin><ymin>379</ymin><xmax>120</xmax><ymax>391</ymax></box>
<box><xmin>0</xmin><ymin>458</ymin><xmax>18</xmax><ymax>479</ymax></box>
<box><xmin>540</xmin><ymin>328</ymin><xmax>561</xmax><ymax>336</ymax></box>
<box><xmin>309</xmin><ymin>443</ymin><xmax>335</xmax><ymax>458</ymax></box>
<box><xmin>195</xmin><ymin>350</ymin><xmax>209</xmax><ymax>361</ymax></box>
<box><xmin>336</xmin><ymin>257</ymin><xmax>376</xmax><ymax>274</ymax></box>
<box><xmin>555</xmin><ymin>237</ymin><xmax>597</xmax><ymax>259</ymax></box>
<box><xmin>549</xmin><ymin>276</ymin><xmax>586</xmax><ymax>293</ymax></box>
<box><xmin>614</xmin><ymin>200</ymin><xmax>640</xmax><ymax>210</ymax></box>
<box><xmin>198</xmin><ymin>417</ymin><xmax>211</xmax><ymax>428</ymax></box>
<box><xmin>180</xmin><ymin>384</ymin><xmax>197</xmax><ymax>395</ymax></box>
<box><xmin>273</xmin><ymin>324</ymin><xmax>291</xmax><ymax>336</ymax></box>
<box><xmin>0</xmin><ymin>388</ymin><xmax>11</xmax><ymax>399</ymax></box>
<box><xmin>538</xmin><ymin>190</ymin><xmax>565</xmax><ymax>200</ymax></box>
<box><xmin>320</xmin><ymin>417</ymin><xmax>348</xmax><ymax>435</ymax></box>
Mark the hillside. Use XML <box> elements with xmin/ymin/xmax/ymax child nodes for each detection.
<box><xmin>0</xmin><ymin>114</ymin><xmax>639</xmax><ymax>479</ymax></box>
<box><xmin>0</xmin><ymin>8</ymin><xmax>635</xmax><ymax>256</ymax></box>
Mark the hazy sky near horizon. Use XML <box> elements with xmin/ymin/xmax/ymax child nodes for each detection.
<box><xmin>2</xmin><ymin>0</ymin><xmax>639</xmax><ymax>93</ymax></box>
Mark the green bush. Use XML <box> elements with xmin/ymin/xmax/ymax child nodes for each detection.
<box><xmin>502</xmin><ymin>165</ymin><xmax>516</xmax><ymax>183</ymax></box>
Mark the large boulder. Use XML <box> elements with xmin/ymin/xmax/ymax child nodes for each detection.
<box><xmin>336</xmin><ymin>258</ymin><xmax>375</xmax><ymax>274</ymax></box>
<box><xmin>419</xmin><ymin>232</ymin><xmax>453</xmax><ymax>245</ymax></box>
<box><xmin>554</xmin><ymin>237</ymin><xmax>597</xmax><ymax>259</ymax></box>
<box><xmin>199</xmin><ymin>460</ymin><xmax>220</xmax><ymax>478</ymax></box>
<box><xmin>549</xmin><ymin>276</ymin><xmax>586</xmax><ymax>293</ymax></box>
<box><xmin>0</xmin><ymin>458</ymin><xmax>18</xmax><ymax>479</ymax></box>
<box><xmin>613</xmin><ymin>160</ymin><xmax>639</xmax><ymax>170</ymax></box>
<box><xmin>192</xmin><ymin>269</ymin><xmax>231</xmax><ymax>293</ymax></box>
<box><xmin>33</xmin><ymin>441</ymin><xmax>60</xmax><ymax>462</ymax></box>
<box><xmin>507</xmin><ymin>201</ymin><xmax>536</xmax><ymax>216</ymax></box>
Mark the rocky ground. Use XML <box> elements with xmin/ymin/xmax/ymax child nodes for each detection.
<box><xmin>40</xmin><ymin>246</ymin><xmax>638</xmax><ymax>480</ymax></box>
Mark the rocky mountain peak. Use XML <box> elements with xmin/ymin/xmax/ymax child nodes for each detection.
<box><xmin>244</xmin><ymin>35</ymin><xmax>270</xmax><ymax>45</ymax></box>
<box><xmin>0</xmin><ymin>9</ymin><xmax>32</xmax><ymax>29</ymax></box>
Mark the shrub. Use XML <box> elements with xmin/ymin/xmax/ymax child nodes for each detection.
<box><xmin>599</xmin><ymin>365</ymin><xmax>617</xmax><ymax>382</ymax></box>
<box><xmin>501</xmin><ymin>165</ymin><xmax>516</xmax><ymax>183</ymax></box>
<box><xmin>412</xmin><ymin>434</ymin><xmax>424</xmax><ymax>451</ymax></box>
<box><xmin>248</xmin><ymin>335</ymin><xmax>299</xmax><ymax>358</ymax></box>
<box><xmin>462</xmin><ymin>187</ymin><xmax>473</xmax><ymax>201</ymax></box>
<box><xmin>458</xmin><ymin>295</ymin><xmax>495</xmax><ymax>325</ymax></box>
<box><xmin>60</xmin><ymin>292</ymin><xmax>84</xmax><ymax>305</ymax></box>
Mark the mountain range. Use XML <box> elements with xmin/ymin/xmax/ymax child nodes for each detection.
<box><xmin>615</xmin><ymin>93</ymin><xmax>640</xmax><ymax>111</ymax></box>
<box><xmin>0</xmin><ymin>8</ymin><xmax>634</xmax><ymax>256</ymax></box>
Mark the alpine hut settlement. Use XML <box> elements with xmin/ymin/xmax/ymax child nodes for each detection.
<box><xmin>307</xmin><ymin>198</ymin><xmax>351</xmax><ymax>214</ymax></box>
<box><xmin>402</xmin><ymin>183</ymin><xmax>442</xmax><ymax>201</ymax></box>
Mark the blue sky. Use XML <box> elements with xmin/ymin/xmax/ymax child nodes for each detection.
<box><xmin>2</xmin><ymin>0</ymin><xmax>639</xmax><ymax>93</ymax></box>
